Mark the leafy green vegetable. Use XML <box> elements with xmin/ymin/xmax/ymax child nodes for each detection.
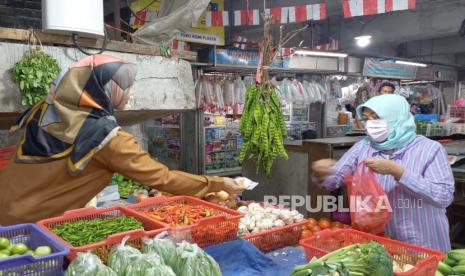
<box><xmin>125</xmin><ymin>252</ymin><xmax>176</xmax><ymax>276</ymax></box>
<box><xmin>11</xmin><ymin>48</ymin><xmax>60</xmax><ymax>106</ymax></box>
<box><xmin>65</xmin><ymin>252</ymin><xmax>117</xmax><ymax>276</ymax></box>
<box><xmin>112</xmin><ymin>174</ymin><xmax>146</xmax><ymax>197</ymax></box>
<box><xmin>142</xmin><ymin>237</ymin><xmax>178</xmax><ymax>267</ymax></box>
<box><xmin>291</xmin><ymin>242</ymin><xmax>393</xmax><ymax>276</ymax></box>
<box><xmin>239</xmin><ymin>84</ymin><xmax>288</xmax><ymax>176</ymax></box>
<box><xmin>50</xmin><ymin>216</ymin><xmax>143</xmax><ymax>247</ymax></box>
<box><xmin>108</xmin><ymin>242</ymin><xmax>141</xmax><ymax>276</ymax></box>
<box><xmin>174</xmin><ymin>241</ymin><xmax>221</xmax><ymax>276</ymax></box>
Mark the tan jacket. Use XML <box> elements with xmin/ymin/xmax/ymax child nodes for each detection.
<box><xmin>0</xmin><ymin>131</ymin><xmax>224</xmax><ymax>225</ymax></box>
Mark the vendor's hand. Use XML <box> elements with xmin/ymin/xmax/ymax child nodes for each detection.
<box><xmin>365</xmin><ymin>158</ymin><xmax>404</xmax><ymax>180</ymax></box>
<box><xmin>222</xmin><ymin>177</ymin><xmax>245</xmax><ymax>194</ymax></box>
<box><xmin>312</xmin><ymin>159</ymin><xmax>336</xmax><ymax>182</ymax></box>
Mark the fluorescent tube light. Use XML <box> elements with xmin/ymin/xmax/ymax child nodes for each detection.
<box><xmin>395</xmin><ymin>60</ymin><xmax>427</xmax><ymax>67</ymax></box>
<box><xmin>294</xmin><ymin>50</ymin><xmax>348</xmax><ymax>58</ymax></box>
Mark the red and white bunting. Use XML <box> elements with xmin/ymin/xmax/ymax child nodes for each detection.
<box><xmin>292</xmin><ymin>3</ymin><xmax>327</xmax><ymax>22</ymax></box>
<box><xmin>386</xmin><ymin>0</ymin><xmax>415</xmax><ymax>12</ymax></box>
<box><xmin>343</xmin><ymin>0</ymin><xmax>414</xmax><ymax>18</ymax></box>
<box><xmin>234</xmin><ymin>9</ymin><xmax>260</xmax><ymax>26</ymax></box>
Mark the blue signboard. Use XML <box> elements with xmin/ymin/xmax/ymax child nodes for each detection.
<box><xmin>362</xmin><ymin>58</ymin><xmax>418</xmax><ymax>80</ymax></box>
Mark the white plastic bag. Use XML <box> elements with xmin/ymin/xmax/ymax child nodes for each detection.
<box><xmin>234</xmin><ymin>77</ymin><xmax>246</xmax><ymax>104</ymax></box>
<box><xmin>213</xmin><ymin>82</ymin><xmax>224</xmax><ymax>109</ymax></box>
<box><xmin>223</xmin><ymin>79</ymin><xmax>235</xmax><ymax>106</ymax></box>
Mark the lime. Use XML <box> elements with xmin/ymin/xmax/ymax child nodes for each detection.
<box><xmin>11</xmin><ymin>243</ymin><xmax>28</xmax><ymax>255</ymax></box>
<box><xmin>0</xmin><ymin>253</ymin><xmax>9</xmax><ymax>259</ymax></box>
<box><xmin>0</xmin><ymin>238</ymin><xmax>9</xmax><ymax>250</ymax></box>
<box><xmin>34</xmin><ymin>246</ymin><xmax>52</xmax><ymax>256</ymax></box>
<box><xmin>0</xmin><ymin>249</ymin><xmax>11</xmax><ymax>255</ymax></box>
<box><xmin>26</xmin><ymin>250</ymin><xmax>34</xmax><ymax>256</ymax></box>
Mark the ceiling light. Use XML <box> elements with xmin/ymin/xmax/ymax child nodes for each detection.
<box><xmin>294</xmin><ymin>50</ymin><xmax>348</xmax><ymax>58</ymax></box>
<box><xmin>354</xmin><ymin>35</ymin><xmax>372</xmax><ymax>48</ymax></box>
<box><xmin>395</xmin><ymin>60</ymin><xmax>427</xmax><ymax>67</ymax></box>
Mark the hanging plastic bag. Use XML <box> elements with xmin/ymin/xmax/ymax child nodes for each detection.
<box><xmin>243</xmin><ymin>76</ymin><xmax>255</xmax><ymax>89</ymax></box>
<box><xmin>213</xmin><ymin>82</ymin><xmax>224</xmax><ymax>109</ymax></box>
<box><xmin>65</xmin><ymin>252</ymin><xmax>117</xmax><ymax>276</ymax></box>
<box><xmin>344</xmin><ymin>162</ymin><xmax>392</xmax><ymax>235</ymax></box>
<box><xmin>194</xmin><ymin>79</ymin><xmax>203</xmax><ymax>109</ymax></box>
<box><xmin>223</xmin><ymin>78</ymin><xmax>235</xmax><ymax>106</ymax></box>
<box><xmin>278</xmin><ymin>78</ymin><xmax>291</xmax><ymax>104</ymax></box>
<box><xmin>234</xmin><ymin>77</ymin><xmax>246</xmax><ymax>104</ymax></box>
<box><xmin>292</xmin><ymin>79</ymin><xmax>306</xmax><ymax>104</ymax></box>
<box><xmin>203</xmin><ymin>79</ymin><xmax>214</xmax><ymax>108</ymax></box>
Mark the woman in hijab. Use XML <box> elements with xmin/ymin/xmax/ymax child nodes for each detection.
<box><xmin>312</xmin><ymin>94</ymin><xmax>454</xmax><ymax>252</ymax></box>
<box><xmin>0</xmin><ymin>54</ymin><xmax>244</xmax><ymax>225</ymax></box>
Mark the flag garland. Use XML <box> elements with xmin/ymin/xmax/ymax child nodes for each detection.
<box><xmin>343</xmin><ymin>0</ymin><xmax>415</xmax><ymax>18</ymax></box>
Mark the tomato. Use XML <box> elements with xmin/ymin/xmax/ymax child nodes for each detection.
<box><xmin>318</xmin><ymin>220</ymin><xmax>331</xmax><ymax>229</ymax></box>
<box><xmin>306</xmin><ymin>218</ymin><xmax>317</xmax><ymax>227</ymax></box>
<box><xmin>300</xmin><ymin>230</ymin><xmax>313</xmax><ymax>239</ymax></box>
<box><xmin>311</xmin><ymin>225</ymin><xmax>321</xmax><ymax>233</ymax></box>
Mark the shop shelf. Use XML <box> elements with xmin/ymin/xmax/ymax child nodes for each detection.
<box><xmin>300</xmin><ymin>229</ymin><xmax>446</xmax><ymax>276</ymax></box>
<box><xmin>0</xmin><ymin>223</ymin><xmax>69</xmax><ymax>275</ymax></box>
<box><xmin>36</xmin><ymin>206</ymin><xmax>166</xmax><ymax>262</ymax></box>
<box><xmin>123</xmin><ymin>196</ymin><xmax>243</xmax><ymax>248</ymax></box>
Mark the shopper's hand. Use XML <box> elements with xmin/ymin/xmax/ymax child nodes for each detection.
<box><xmin>222</xmin><ymin>177</ymin><xmax>245</xmax><ymax>194</ymax></box>
<box><xmin>311</xmin><ymin>159</ymin><xmax>336</xmax><ymax>182</ymax></box>
<box><xmin>365</xmin><ymin>158</ymin><xmax>404</xmax><ymax>180</ymax></box>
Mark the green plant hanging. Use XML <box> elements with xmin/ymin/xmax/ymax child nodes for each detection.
<box><xmin>11</xmin><ymin>48</ymin><xmax>60</xmax><ymax>106</ymax></box>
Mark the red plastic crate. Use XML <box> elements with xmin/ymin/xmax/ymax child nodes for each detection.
<box><xmin>36</xmin><ymin>206</ymin><xmax>166</xmax><ymax>262</ymax></box>
<box><xmin>123</xmin><ymin>196</ymin><xmax>243</xmax><ymax>247</ymax></box>
<box><xmin>242</xmin><ymin>220</ymin><xmax>307</xmax><ymax>252</ymax></box>
<box><xmin>300</xmin><ymin>229</ymin><xmax>446</xmax><ymax>276</ymax></box>
<box><xmin>0</xmin><ymin>146</ymin><xmax>14</xmax><ymax>170</ymax></box>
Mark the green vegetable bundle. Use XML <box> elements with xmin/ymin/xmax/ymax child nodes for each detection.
<box><xmin>113</xmin><ymin>174</ymin><xmax>146</xmax><ymax>197</ymax></box>
<box><xmin>239</xmin><ymin>83</ymin><xmax>288</xmax><ymax>175</ymax></box>
<box><xmin>173</xmin><ymin>241</ymin><xmax>222</xmax><ymax>276</ymax></box>
<box><xmin>142</xmin><ymin>237</ymin><xmax>178</xmax><ymax>267</ymax></box>
<box><xmin>291</xmin><ymin>242</ymin><xmax>393</xmax><ymax>276</ymax></box>
<box><xmin>65</xmin><ymin>252</ymin><xmax>117</xmax><ymax>276</ymax></box>
<box><xmin>436</xmin><ymin>248</ymin><xmax>465</xmax><ymax>276</ymax></box>
<box><xmin>11</xmin><ymin>48</ymin><xmax>60</xmax><ymax>106</ymax></box>
<box><xmin>108</xmin><ymin>241</ymin><xmax>141</xmax><ymax>276</ymax></box>
<box><xmin>51</xmin><ymin>216</ymin><xmax>143</xmax><ymax>247</ymax></box>
<box><xmin>126</xmin><ymin>252</ymin><xmax>176</xmax><ymax>276</ymax></box>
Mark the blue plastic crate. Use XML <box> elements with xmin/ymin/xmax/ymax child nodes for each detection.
<box><xmin>0</xmin><ymin>223</ymin><xmax>69</xmax><ymax>276</ymax></box>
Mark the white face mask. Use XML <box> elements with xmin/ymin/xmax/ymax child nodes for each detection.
<box><xmin>366</xmin><ymin>119</ymin><xmax>391</xmax><ymax>142</ymax></box>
